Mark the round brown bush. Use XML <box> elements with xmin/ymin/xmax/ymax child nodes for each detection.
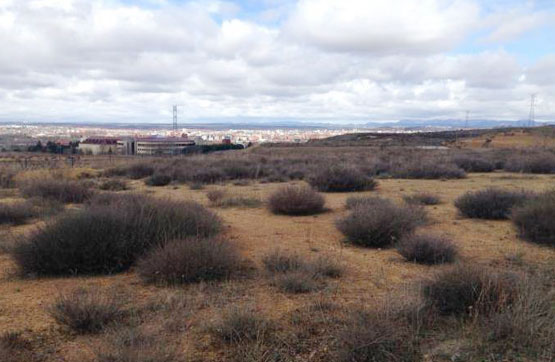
<box><xmin>423</xmin><ymin>265</ymin><xmax>518</xmax><ymax>316</ymax></box>
<box><xmin>308</xmin><ymin>166</ymin><xmax>377</xmax><ymax>192</ymax></box>
<box><xmin>455</xmin><ymin>188</ymin><xmax>531</xmax><ymax>220</ymax></box>
<box><xmin>268</xmin><ymin>185</ymin><xmax>325</xmax><ymax>215</ymax></box>
<box><xmin>345</xmin><ymin>196</ymin><xmax>391</xmax><ymax>210</ymax></box>
<box><xmin>337</xmin><ymin>201</ymin><xmax>427</xmax><ymax>247</ymax></box>
<box><xmin>512</xmin><ymin>191</ymin><xmax>555</xmax><ymax>247</ymax></box>
<box><xmin>402</xmin><ymin>193</ymin><xmax>441</xmax><ymax>206</ymax></box>
<box><xmin>12</xmin><ymin>195</ymin><xmax>221</xmax><ymax>276</ymax></box>
<box><xmin>397</xmin><ymin>234</ymin><xmax>457</xmax><ymax>264</ymax></box>
<box><xmin>137</xmin><ymin>238</ymin><xmax>240</xmax><ymax>285</ymax></box>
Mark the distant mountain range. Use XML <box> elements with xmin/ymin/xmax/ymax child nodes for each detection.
<box><xmin>2</xmin><ymin>119</ymin><xmax>553</xmax><ymax>130</ymax></box>
<box><xmin>365</xmin><ymin>119</ymin><xmax>553</xmax><ymax>129</ymax></box>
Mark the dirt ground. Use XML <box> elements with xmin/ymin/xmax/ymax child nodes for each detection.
<box><xmin>1</xmin><ymin>171</ymin><xmax>554</xmax><ymax>361</ymax></box>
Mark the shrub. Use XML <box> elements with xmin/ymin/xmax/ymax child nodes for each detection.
<box><xmin>145</xmin><ymin>173</ymin><xmax>172</xmax><ymax>187</ymax></box>
<box><xmin>0</xmin><ymin>202</ymin><xmax>36</xmax><ymax>225</ymax></box>
<box><xmin>209</xmin><ymin>306</ymin><xmax>273</xmax><ymax>344</ymax></box>
<box><xmin>337</xmin><ymin>202</ymin><xmax>427</xmax><ymax>247</ymax></box>
<box><xmin>335</xmin><ymin>308</ymin><xmax>422</xmax><ymax>362</ymax></box>
<box><xmin>397</xmin><ymin>234</ymin><xmax>457</xmax><ymax>264</ymax></box>
<box><xmin>206</xmin><ymin>189</ymin><xmax>226</xmax><ymax>204</ymax></box>
<box><xmin>20</xmin><ymin>179</ymin><xmax>94</xmax><ymax>203</ymax></box>
<box><xmin>345</xmin><ymin>195</ymin><xmax>392</xmax><ymax>210</ymax></box>
<box><xmin>272</xmin><ymin>271</ymin><xmax>323</xmax><ymax>294</ymax></box>
<box><xmin>479</xmin><ymin>274</ymin><xmax>555</xmax><ymax>360</ymax></box>
<box><xmin>308</xmin><ymin>166</ymin><xmax>377</xmax><ymax>192</ymax></box>
<box><xmin>105</xmin><ymin>163</ymin><xmax>155</xmax><ymax>179</ymax></box>
<box><xmin>268</xmin><ymin>185</ymin><xmax>325</xmax><ymax>215</ymax></box>
<box><xmin>504</xmin><ymin>153</ymin><xmax>555</xmax><ymax>174</ymax></box>
<box><xmin>98</xmin><ymin>179</ymin><xmax>128</xmax><ymax>191</ymax></box>
<box><xmin>422</xmin><ymin>265</ymin><xmax>518</xmax><ymax>316</ymax></box>
<box><xmin>455</xmin><ymin>188</ymin><xmax>531</xmax><ymax>219</ymax></box>
<box><xmin>453</xmin><ymin>155</ymin><xmax>495</xmax><ymax>172</ymax></box>
<box><xmin>96</xmin><ymin>328</ymin><xmax>179</xmax><ymax>362</ymax></box>
<box><xmin>402</xmin><ymin>193</ymin><xmax>441</xmax><ymax>206</ymax></box>
<box><xmin>512</xmin><ymin>191</ymin><xmax>555</xmax><ymax>246</ymax></box>
<box><xmin>0</xmin><ymin>169</ymin><xmax>17</xmax><ymax>189</ymax></box>
<box><xmin>392</xmin><ymin>162</ymin><xmax>466</xmax><ymax>179</ymax></box>
<box><xmin>217</xmin><ymin>197</ymin><xmax>262</xmax><ymax>208</ymax></box>
<box><xmin>262</xmin><ymin>250</ymin><xmax>305</xmax><ymax>274</ymax></box>
<box><xmin>0</xmin><ymin>331</ymin><xmax>31</xmax><ymax>362</ymax></box>
<box><xmin>49</xmin><ymin>288</ymin><xmax>125</xmax><ymax>334</ymax></box>
<box><xmin>137</xmin><ymin>238</ymin><xmax>241</xmax><ymax>285</ymax></box>
<box><xmin>12</xmin><ymin>195</ymin><xmax>221</xmax><ymax>276</ymax></box>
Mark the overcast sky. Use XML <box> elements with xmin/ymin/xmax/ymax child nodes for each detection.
<box><xmin>1</xmin><ymin>0</ymin><xmax>554</xmax><ymax>124</ymax></box>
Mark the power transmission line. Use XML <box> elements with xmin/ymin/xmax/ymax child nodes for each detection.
<box><xmin>528</xmin><ymin>94</ymin><xmax>536</xmax><ymax>127</ymax></box>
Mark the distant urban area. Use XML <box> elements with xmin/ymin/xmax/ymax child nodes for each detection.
<box><xmin>0</xmin><ymin>123</ymin><xmax>378</xmax><ymax>155</ymax></box>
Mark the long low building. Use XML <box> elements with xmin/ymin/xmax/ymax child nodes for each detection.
<box><xmin>135</xmin><ymin>137</ymin><xmax>195</xmax><ymax>155</ymax></box>
<box><xmin>78</xmin><ymin>138</ymin><xmax>118</xmax><ymax>155</ymax></box>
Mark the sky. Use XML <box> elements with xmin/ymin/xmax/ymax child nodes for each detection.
<box><xmin>0</xmin><ymin>0</ymin><xmax>554</xmax><ymax>124</ymax></box>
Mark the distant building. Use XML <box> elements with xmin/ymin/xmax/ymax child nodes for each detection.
<box><xmin>117</xmin><ymin>138</ymin><xmax>135</xmax><ymax>155</ymax></box>
<box><xmin>78</xmin><ymin>138</ymin><xmax>118</xmax><ymax>155</ymax></box>
<box><xmin>135</xmin><ymin>137</ymin><xmax>195</xmax><ymax>155</ymax></box>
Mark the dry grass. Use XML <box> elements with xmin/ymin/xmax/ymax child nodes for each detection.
<box><xmin>0</xmin><ymin>148</ymin><xmax>554</xmax><ymax>362</ymax></box>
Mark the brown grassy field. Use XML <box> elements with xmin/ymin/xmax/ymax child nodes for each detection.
<box><xmin>0</xmin><ymin>139</ymin><xmax>554</xmax><ymax>361</ymax></box>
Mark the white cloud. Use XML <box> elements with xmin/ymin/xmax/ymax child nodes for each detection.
<box><xmin>0</xmin><ymin>0</ymin><xmax>553</xmax><ymax>123</ymax></box>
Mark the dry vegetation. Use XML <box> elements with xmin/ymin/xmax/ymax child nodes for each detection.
<box><xmin>0</xmin><ymin>129</ymin><xmax>554</xmax><ymax>361</ymax></box>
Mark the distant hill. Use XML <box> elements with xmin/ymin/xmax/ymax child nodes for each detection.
<box><xmin>365</xmin><ymin>119</ymin><xmax>553</xmax><ymax>129</ymax></box>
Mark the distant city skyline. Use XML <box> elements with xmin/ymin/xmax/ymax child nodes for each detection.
<box><xmin>1</xmin><ymin>0</ymin><xmax>554</xmax><ymax>124</ymax></box>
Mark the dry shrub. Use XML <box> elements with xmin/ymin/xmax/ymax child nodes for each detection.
<box><xmin>0</xmin><ymin>331</ymin><xmax>32</xmax><ymax>362</ymax></box>
<box><xmin>392</xmin><ymin>162</ymin><xmax>466</xmax><ymax>179</ymax></box>
<box><xmin>504</xmin><ymin>152</ymin><xmax>555</xmax><ymax>174</ymax></box>
<box><xmin>96</xmin><ymin>327</ymin><xmax>180</xmax><ymax>362</ymax></box>
<box><xmin>209</xmin><ymin>306</ymin><xmax>274</xmax><ymax>345</ymax></box>
<box><xmin>104</xmin><ymin>162</ymin><xmax>155</xmax><ymax>179</ymax></box>
<box><xmin>337</xmin><ymin>201</ymin><xmax>428</xmax><ymax>247</ymax></box>
<box><xmin>403</xmin><ymin>193</ymin><xmax>441</xmax><ymax>206</ymax></box>
<box><xmin>49</xmin><ymin>288</ymin><xmax>125</xmax><ymax>334</ymax></box>
<box><xmin>268</xmin><ymin>185</ymin><xmax>325</xmax><ymax>215</ymax></box>
<box><xmin>272</xmin><ymin>271</ymin><xmax>324</xmax><ymax>294</ymax></box>
<box><xmin>479</xmin><ymin>274</ymin><xmax>555</xmax><ymax>360</ymax></box>
<box><xmin>308</xmin><ymin>166</ymin><xmax>377</xmax><ymax>192</ymax></box>
<box><xmin>137</xmin><ymin>238</ymin><xmax>241</xmax><ymax>285</ymax></box>
<box><xmin>422</xmin><ymin>265</ymin><xmax>519</xmax><ymax>316</ymax></box>
<box><xmin>0</xmin><ymin>201</ymin><xmax>36</xmax><ymax>225</ymax></box>
<box><xmin>335</xmin><ymin>307</ymin><xmax>423</xmax><ymax>362</ymax></box>
<box><xmin>262</xmin><ymin>250</ymin><xmax>343</xmax><ymax>294</ymax></box>
<box><xmin>145</xmin><ymin>173</ymin><xmax>172</xmax><ymax>187</ymax></box>
<box><xmin>345</xmin><ymin>195</ymin><xmax>391</xmax><ymax>209</ymax></box>
<box><xmin>0</xmin><ymin>169</ymin><xmax>17</xmax><ymax>189</ymax></box>
<box><xmin>98</xmin><ymin>178</ymin><xmax>128</xmax><ymax>191</ymax></box>
<box><xmin>455</xmin><ymin>188</ymin><xmax>531</xmax><ymax>219</ymax></box>
<box><xmin>217</xmin><ymin>196</ymin><xmax>261</xmax><ymax>208</ymax></box>
<box><xmin>20</xmin><ymin>179</ymin><xmax>94</xmax><ymax>203</ymax></box>
<box><xmin>453</xmin><ymin>155</ymin><xmax>495</xmax><ymax>172</ymax></box>
<box><xmin>206</xmin><ymin>189</ymin><xmax>226</xmax><ymax>204</ymax></box>
<box><xmin>397</xmin><ymin>234</ymin><xmax>457</xmax><ymax>264</ymax></box>
<box><xmin>12</xmin><ymin>194</ymin><xmax>221</xmax><ymax>276</ymax></box>
<box><xmin>512</xmin><ymin>191</ymin><xmax>555</xmax><ymax>246</ymax></box>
